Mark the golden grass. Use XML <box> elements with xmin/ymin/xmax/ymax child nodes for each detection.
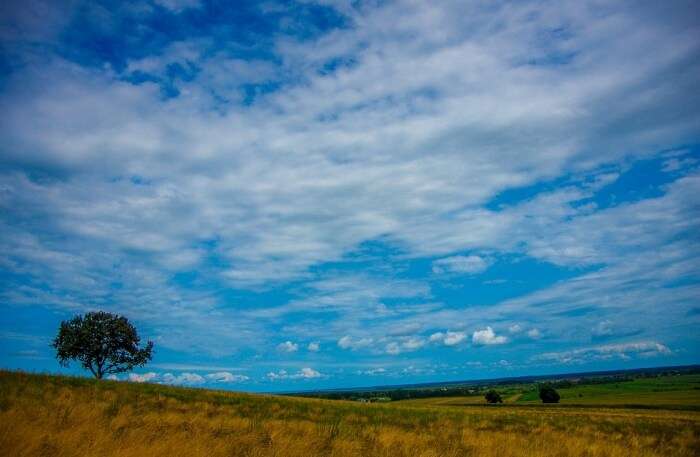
<box><xmin>1</xmin><ymin>371</ymin><xmax>699</xmax><ymax>457</ymax></box>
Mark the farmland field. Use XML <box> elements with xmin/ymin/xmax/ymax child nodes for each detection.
<box><xmin>397</xmin><ymin>374</ymin><xmax>700</xmax><ymax>409</ymax></box>
<box><xmin>1</xmin><ymin>370</ymin><xmax>699</xmax><ymax>457</ymax></box>
<box><xmin>516</xmin><ymin>374</ymin><xmax>700</xmax><ymax>406</ymax></box>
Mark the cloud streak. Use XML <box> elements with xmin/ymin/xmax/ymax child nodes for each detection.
<box><xmin>535</xmin><ymin>342</ymin><xmax>672</xmax><ymax>365</ymax></box>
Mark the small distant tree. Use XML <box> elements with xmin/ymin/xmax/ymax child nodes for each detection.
<box><xmin>52</xmin><ymin>311</ymin><xmax>153</xmax><ymax>379</ymax></box>
<box><xmin>484</xmin><ymin>389</ymin><xmax>503</xmax><ymax>404</ymax></box>
<box><xmin>538</xmin><ymin>384</ymin><xmax>560</xmax><ymax>403</ymax></box>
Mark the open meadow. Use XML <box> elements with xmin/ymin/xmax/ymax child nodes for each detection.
<box><xmin>1</xmin><ymin>370</ymin><xmax>699</xmax><ymax>457</ymax></box>
<box><xmin>396</xmin><ymin>374</ymin><xmax>700</xmax><ymax>409</ymax></box>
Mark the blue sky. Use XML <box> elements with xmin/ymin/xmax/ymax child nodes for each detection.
<box><xmin>0</xmin><ymin>0</ymin><xmax>699</xmax><ymax>392</ymax></box>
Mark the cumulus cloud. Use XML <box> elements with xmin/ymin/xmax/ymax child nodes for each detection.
<box><xmin>443</xmin><ymin>332</ymin><xmax>467</xmax><ymax>346</ymax></box>
<box><xmin>162</xmin><ymin>372</ymin><xmax>205</xmax><ymax>385</ymax></box>
<box><xmin>432</xmin><ymin>255</ymin><xmax>491</xmax><ymax>275</ymax></box>
<box><xmin>402</xmin><ymin>337</ymin><xmax>425</xmax><ymax>350</ymax></box>
<box><xmin>307</xmin><ymin>341</ymin><xmax>320</xmax><ymax>352</ymax></box>
<box><xmin>472</xmin><ymin>327</ymin><xmax>508</xmax><ymax>346</ymax></box>
<box><xmin>429</xmin><ymin>332</ymin><xmax>444</xmax><ymax>343</ymax></box>
<box><xmin>277</xmin><ymin>341</ymin><xmax>299</xmax><ymax>353</ymax></box>
<box><xmin>357</xmin><ymin>367</ymin><xmax>386</xmax><ymax>375</ymax></box>
<box><xmin>205</xmin><ymin>372</ymin><xmax>249</xmax><ymax>383</ymax></box>
<box><xmin>535</xmin><ymin>341</ymin><xmax>672</xmax><ymax>364</ymax></box>
<box><xmin>266</xmin><ymin>369</ymin><xmax>289</xmax><ymax>380</ymax></box>
<box><xmin>429</xmin><ymin>331</ymin><xmax>467</xmax><ymax>346</ymax></box>
<box><xmin>299</xmin><ymin>367</ymin><xmax>321</xmax><ymax>378</ymax></box>
<box><xmin>129</xmin><ymin>372</ymin><xmax>158</xmax><ymax>383</ymax></box>
<box><xmin>337</xmin><ymin>336</ymin><xmax>373</xmax><ymax>350</ymax></box>
<box><xmin>128</xmin><ymin>371</ymin><xmax>209</xmax><ymax>385</ymax></box>
<box><xmin>266</xmin><ymin>367</ymin><xmax>322</xmax><ymax>380</ymax></box>
<box><xmin>384</xmin><ymin>336</ymin><xmax>428</xmax><ymax>355</ymax></box>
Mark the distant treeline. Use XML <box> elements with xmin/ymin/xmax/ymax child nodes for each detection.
<box><xmin>295</xmin><ymin>386</ymin><xmax>485</xmax><ymax>402</ymax></box>
<box><xmin>289</xmin><ymin>365</ymin><xmax>700</xmax><ymax>402</ymax></box>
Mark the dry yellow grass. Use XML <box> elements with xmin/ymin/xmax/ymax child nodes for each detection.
<box><xmin>1</xmin><ymin>371</ymin><xmax>698</xmax><ymax>457</ymax></box>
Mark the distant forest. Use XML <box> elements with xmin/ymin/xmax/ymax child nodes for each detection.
<box><xmin>289</xmin><ymin>365</ymin><xmax>700</xmax><ymax>402</ymax></box>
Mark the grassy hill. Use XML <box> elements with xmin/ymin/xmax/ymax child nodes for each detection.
<box><xmin>1</xmin><ymin>370</ymin><xmax>699</xmax><ymax>457</ymax></box>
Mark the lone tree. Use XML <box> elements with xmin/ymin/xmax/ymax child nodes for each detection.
<box><xmin>484</xmin><ymin>389</ymin><xmax>503</xmax><ymax>404</ymax></box>
<box><xmin>538</xmin><ymin>384</ymin><xmax>560</xmax><ymax>403</ymax></box>
<box><xmin>52</xmin><ymin>311</ymin><xmax>153</xmax><ymax>379</ymax></box>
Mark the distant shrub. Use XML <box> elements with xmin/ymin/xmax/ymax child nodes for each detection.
<box><xmin>484</xmin><ymin>390</ymin><xmax>503</xmax><ymax>404</ymax></box>
<box><xmin>539</xmin><ymin>385</ymin><xmax>560</xmax><ymax>403</ymax></box>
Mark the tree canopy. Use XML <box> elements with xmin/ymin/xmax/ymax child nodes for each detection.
<box><xmin>484</xmin><ymin>389</ymin><xmax>503</xmax><ymax>404</ymax></box>
<box><xmin>538</xmin><ymin>384</ymin><xmax>561</xmax><ymax>403</ymax></box>
<box><xmin>52</xmin><ymin>311</ymin><xmax>153</xmax><ymax>379</ymax></box>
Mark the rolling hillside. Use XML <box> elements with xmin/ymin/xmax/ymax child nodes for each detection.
<box><xmin>1</xmin><ymin>370</ymin><xmax>699</xmax><ymax>457</ymax></box>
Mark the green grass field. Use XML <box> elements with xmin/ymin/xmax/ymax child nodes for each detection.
<box><xmin>517</xmin><ymin>374</ymin><xmax>700</xmax><ymax>406</ymax></box>
<box><xmin>395</xmin><ymin>374</ymin><xmax>700</xmax><ymax>409</ymax></box>
<box><xmin>1</xmin><ymin>370</ymin><xmax>699</xmax><ymax>456</ymax></box>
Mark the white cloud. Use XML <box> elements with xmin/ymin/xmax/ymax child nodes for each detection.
<box><xmin>337</xmin><ymin>335</ymin><xmax>373</xmax><ymax>350</ymax></box>
<box><xmin>443</xmin><ymin>331</ymin><xmax>467</xmax><ymax>346</ymax></box>
<box><xmin>527</xmin><ymin>328</ymin><xmax>542</xmax><ymax>339</ymax></box>
<box><xmin>385</xmin><ymin>342</ymin><xmax>401</xmax><ymax>355</ymax></box>
<box><xmin>205</xmin><ymin>371</ymin><xmax>249</xmax><ymax>383</ymax></box>
<box><xmin>401</xmin><ymin>365</ymin><xmax>436</xmax><ymax>375</ymax></box>
<box><xmin>337</xmin><ymin>336</ymin><xmax>352</xmax><ymax>349</ymax></box>
<box><xmin>266</xmin><ymin>369</ymin><xmax>288</xmax><ymax>380</ymax></box>
<box><xmin>432</xmin><ymin>255</ymin><xmax>490</xmax><ymax>275</ymax></box>
<box><xmin>357</xmin><ymin>367</ymin><xmax>386</xmax><ymax>375</ymax></box>
<box><xmin>128</xmin><ymin>371</ymin><xmax>209</xmax><ymax>385</ymax></box>
<box><xmin>429</xmin><ymin>332</ymin><xmax>445</xmax><ymax>343</ymax></box>
<box><xmin>162</xmin><ymin>372</ymin><xmax>205</xmax><ymax>385</ymax></box>
<box><xmin>266</xmin><ymin>367</ymin><xmax>323</xmax><ymax>380</ymax></box>
<box><xmin>402</xmin><ymin>337</ymin><xmax>425</xmax><ymax>350</ymax></box>
<box><xmin>478</xmin><ymin>174</ymin><xmax>700</xmax><ymax>349</ymax></box>
<box><xmin>307</xmin><ymin>341</ymin><xmax>320</xmax><ymax>352</ymax></box>
<box><xmin>383</xmin><ymin>337</ymin><xmax>427</xmax><ymax>355</ymax></box>
<box><xmin>472</xmin><ymin>327</ymin><xmax>508</xmax><ymax>346</ymax></box>
<box><xmin>277</xmin><ymin>341</ymin><xmax>299</xmax><ymax>353</ymax></box>
<box><xmin>536</xmin><ymin>341</ymin><xmax>672</xmax><ymax>364</ymax></box>
<box><xmin>508</xmin><ymin>324</ymin><xmax>522</xmax><ymax>334</ymax></box>
<box><xmin>429</xmin><ymin>331</ymin><xmax>467</xmax><ymax>346</ymax></box>
<box><xmin>299</xmin><ymin>367</ymin><xmax>321</xmax><ymax>379</ymax></box>
<box><xmin>128</xmin><ymin>372</ymin><xmax>157</xmax><ymax>383</ymax></box>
